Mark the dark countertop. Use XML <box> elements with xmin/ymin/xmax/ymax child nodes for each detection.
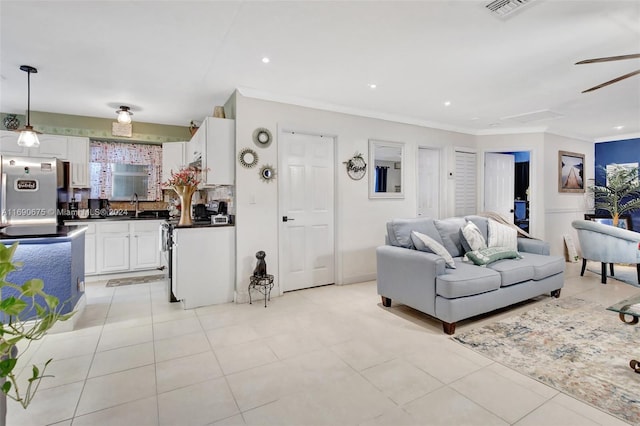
<box><xmin>0</xmin><ymin>224</ymin><xmax>87</xmax><ymax>241</ymax></box>
<box><xmin>167</xmin><ymin>219</ymin><xmax>235</xmax><ymax>228</ymax></box>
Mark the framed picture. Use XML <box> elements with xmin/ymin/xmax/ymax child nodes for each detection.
<box><xmin>584</xmin><ymin>214</ymin><xmax>631</xmax><ymax>230</ymax></box>
<box><xmin>558</xmin><ymin>150</ymin><xmax>585</xmax><ymax>193</ymax></box>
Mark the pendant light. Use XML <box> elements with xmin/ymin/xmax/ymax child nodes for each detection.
<box><xmin>16</xmin><ymin>65</ymin><xmax>41</xmax><ymax>148</ymax></box>
<box><xmin>116</xmin><ymin>105</ymin><xmax>132</xmax><ymax>124</ymax></box>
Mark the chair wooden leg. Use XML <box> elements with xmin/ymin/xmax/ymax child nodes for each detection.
<box><xmin>610</xmin><ymin>263</ymin><xmax>615</xmax><ymax>276</ymax></box>
<box><xmin>580</xmin><ymin>258</ymin><xmax>587</xmax><ymax>276</ymax></box>
<box><xmin>637</xmin><ymin>264</ymin><xmax>640</xmax><ymax>285</ymax></box>
<box><xmin>381</xmin><ymin>296</ymin><xmax>392</xmax><ymax>307</ymax></box>
<box><xmin>601</xmin><ymin>262</ymin><xmax>607</xmax><ymax>284</ymax></box>
<box><xmin>442</xmin><ymin>322</ymin><xmax>456</xmax><ymax>335</ymax></box>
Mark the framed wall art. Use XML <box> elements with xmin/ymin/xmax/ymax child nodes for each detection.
<box><xmin>558</xmin><ymin>150</ymin><xmax>585</xmax><ymax>193</ymax></box>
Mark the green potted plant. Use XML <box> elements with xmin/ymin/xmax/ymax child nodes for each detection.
<box><xmin>591</xmin><ymin>164</ymin><xmax>640</xmax><ymax>227</ymax></box>
<box><xmin>0</xmin><ymin>242</ymin><xmax>74</xmax><ymax>425</ymax></box>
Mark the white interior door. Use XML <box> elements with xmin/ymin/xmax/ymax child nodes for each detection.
<box><xmin>417</xmin><ymin>147</ymin><xmax>440</xmax><ymax>218</ymax></box>
<box><xmin>484</xmin><ymin>152</ymin><xmax>515</xmax><ymax>222</ymax></box>
<box><xmin>279</xmin><ymin>131</ymin><xmax>335</xmax><ymax>292</ymax></box>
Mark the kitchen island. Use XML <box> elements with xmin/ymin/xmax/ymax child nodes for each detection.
<box><xmin>0</xmin><ymin>224</ymin><xmax>86</xmax><ymax>326</ymax></box>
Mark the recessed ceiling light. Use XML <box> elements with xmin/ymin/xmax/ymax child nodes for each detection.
<box><xmin>368</xmin><ymin>83</ymin><xmax>377</xmax><ymax>89</ymax></box>
<box><xmin>614</xmin><ymin>125</ymin><xmax>624</xmax><ymax>130</ymax></box>
<box><xmin>444</xmin><ymin>101</ymin><xmax>451</xmax><ymax>107</ymax></box>
<box><xmin>262</xmin><ymin>57</ymin><xmax>270</xmax><ymax>64</ymax></box>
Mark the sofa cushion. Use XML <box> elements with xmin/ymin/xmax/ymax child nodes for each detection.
<box><xmin>411</xmin><ymin>231</ymin><xmax>456</xmax><ymax>268</ymax></box>
<box><xmin>434</xmin><ymin>217</ymin><xmax>466</xmax><ymax>257</ymax></box>
<box><xmin>517</xmin><ymin>252</ymin><xmax>565</xmax><ymax>280</ymax></box>
<box><xmin>460</xmin><ymin>220</ymin><xmax>487</xmax><ymax>253</ymax></box>
<box><xmin>488</xmin><ymin>219</ymin><xmax>518</xmax><ymax>251</ymax></box>
<box><xmin>464</xmin><ymin>215</ymin><xmax>489</xmax><ymax>241</ymax></box>
<box><xmin>387</xmin><ymin>218</ymin><xmax>443</xmax><ymax>249</ymax></box>
<box><xmin>436</xmin><ymin>260</ymin><xmax>501</xmax><ymax>298</ymax></box>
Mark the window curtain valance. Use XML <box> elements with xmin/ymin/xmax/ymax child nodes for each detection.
<box><xmin>90</xmin><ymin>140</ymin><xmax>163</xmax><ymax>200</ymax></box>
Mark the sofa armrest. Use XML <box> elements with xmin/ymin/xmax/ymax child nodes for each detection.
<box><xmin>517</xmin><ymin>237</ymin><xmax>550</xmax><ymax>255</ymax></box>
<box><xmin>376</xmin><ymin>245</ymin><xmax>445</xmax><ymax>316</ymax></box>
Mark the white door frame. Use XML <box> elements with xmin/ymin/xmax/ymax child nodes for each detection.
<box><xmin>277</xmin><ymin>126</ymin><xmax>338</xmax><ymax>294</ymax></box>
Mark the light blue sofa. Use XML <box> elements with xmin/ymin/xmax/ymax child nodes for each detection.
<box><xmin>376</xmin><ymin>216</ymin><xmax>565</xmax><ymax>334</ymax></box>
<box><xmin>572</xmin><ymin>219</ymin><xmax>640</xmax><ymax>284</ymax></box>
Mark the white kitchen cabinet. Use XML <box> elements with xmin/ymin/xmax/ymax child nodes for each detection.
<box><xmin>172</xmin><ymin>226</ymin><xmax>235</xmax><ymax>309</ymax></box>
<box><xmin>130</xmin><ymin>221</ymin><xmax>162</xmax><ymax>270</ymax></box>
<box><xmin>84</xmin><ymin>223</ymin><xmax>97</xmax><ymax>275</ymax></box>
<box><xmin>67</xmin><ymin>219</ymin><xmax>164</xmax><ymax>276</ymax></box>
<box><xmin>32</xmin><ymin>134</ymin><xmax>68</xmax><ymax>158</ymax></box>
<box><xmin>98</xmin><ymin>222</ymin><xmax>130</xmax><ymax>273</ymax></box>
<box><xmin>189</xmin><ymin>117</ymin><xmax>234</xmax><ymax>185</ymax></box>
<box><xmin>0</xmin><ymin>130</ymin><xmax>27</xmax><ymax>155</ymax></box>
<box><xmin>67</xmin><ymin>136</ymin><xmax>90</xmax><ymax>188</ymax></box>
<box><xmin>162</xmin><ymin>141</ymin><xmax>188</xmax><ymax>183</ymax></box>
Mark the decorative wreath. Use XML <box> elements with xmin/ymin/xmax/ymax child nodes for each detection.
<box><xmin>252</xmin><ymin>127</ymin><xmax>273</xmax><ymax>148</ymax></box>
<box><xmin>239</xmin><ymin>148</ymin><xmax>259</xmax><ymax>168</ymax></box>
<box><xmin>343</xmin><ymin>152</ymin><xmax>367</xmax><ymax>180</ymax></box>
<box><xmin>259</xmin><ymin>164</ymin><xmax>276</xmax><ymax>182</ymax></box>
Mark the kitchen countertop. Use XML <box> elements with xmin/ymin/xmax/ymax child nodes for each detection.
<box><xmin>0</xmin><ymin>224</ymin><xmax>87</xmax><ymax>241</ymax></box>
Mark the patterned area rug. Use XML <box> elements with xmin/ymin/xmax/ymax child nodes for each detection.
<box><xmin>586</xmin><ymin>261</ymin><xmax>639</xmax><ymax>287</ymax></box>
<box><xmin>106</xmin><ymin>274</ymin><xmax>166</xmax><ymax>287</ymax></box>
<box><xmin>453</xmin><ymin>297</ymin><xmax>640</xmax><ymax>424</ymax></box>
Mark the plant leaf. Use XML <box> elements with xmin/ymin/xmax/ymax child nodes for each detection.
<box><xmin>21</xmin><ymin>278</ymin><xmax>44</xmax><ymax>296</ymax></box>
<box><xmin>0</xmin><ymin>297</ymin><xmax>28</xmax><ymax>316</ymax></box>
<box><xmin>0</xmin><ymin>358</ymin><xmax>17</xmax><ymax>376</ymax></box>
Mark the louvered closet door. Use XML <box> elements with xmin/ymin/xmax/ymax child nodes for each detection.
<box><xmin>454</xmin><ymin>151</ymin><xmax>477</xmax><ymax>216</ymax></box>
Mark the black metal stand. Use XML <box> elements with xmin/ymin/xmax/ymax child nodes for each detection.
<box><xmin>248</xmin><ymin>274</ymin><xmax>274</xmax><ymax>308</ymax></box>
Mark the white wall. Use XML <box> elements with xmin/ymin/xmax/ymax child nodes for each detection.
<box><xmin>233</xmin><ymin>93</ymin><xmax>475</xmax><ymax>300</ymax></box>
<box><xmin>543</xmin><ymin>133</ymin><xmax>594</xmax><ymax>257</ymax></box>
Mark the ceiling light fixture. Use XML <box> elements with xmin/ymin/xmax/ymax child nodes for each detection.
<box><xmin>116</xmin><ymin>106</ymin><xmax>132</xmax><ymax>124</ymax></box>
<box><xmin>368</xmin><ymin>83</ymin><xmax>377</xmax><ymax>89</ymax></box>
<box><xmin>444</xmin><ymin>101</ymin><xmax>452</xmax><ymax>107</ymax></box>
<box><xmin>614</xmin><ymin>125</ymin><xmax>625</xmax><ymax>130</ymax></box>
<box><xmin>262</xmin><ymin>57</ymin><xmax>270</xmax><ymax>64</ymax></box>
<box><xmin>16</xmin><ymin>65</ymin><xmax>41</xmax><ymax>148</ymax></box>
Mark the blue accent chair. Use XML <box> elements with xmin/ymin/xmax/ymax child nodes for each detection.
<box><xmin>571</xmin><ymin>219</ymin><xmax>640</xmax><ymax>284</ymax></box>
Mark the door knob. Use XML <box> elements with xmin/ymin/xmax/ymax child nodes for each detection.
<box><xmin>282</xmin><ymin>216</ymin><xmax>295</xmax><ymax>222</ymax></box>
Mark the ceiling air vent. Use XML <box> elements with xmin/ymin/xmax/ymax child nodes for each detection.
<box><xmin>502</xmin><ymin>109</ymin><xmax>564</xmax><ymax>123</ymax></box>
<box><xmin>486</xmin><ymin>0</ymin><xmax>534</xmax><ymax>18</ymax></box>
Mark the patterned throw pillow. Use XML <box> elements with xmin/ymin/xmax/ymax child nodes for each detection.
<box><xmin>461</xmin><ymin>220</ymin><xmax>487</xmax><ymax>252</ymax></box>
<box><xmin>466</xmin><ymin>246</ymin><xmax>522</xmax><ymax>266</ymax></box>
<box><xmin>411</xmin><ymin>231</ymin><xmax>456</xmax><ymax>269</ymax></box>
<box><xmin>487</xmin><ymin>219</ymin><xmax>518</xmax><ymax>251</ymax></box>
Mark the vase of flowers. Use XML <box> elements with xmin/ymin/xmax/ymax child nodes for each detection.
<box><xmin>163</xmin><ymin>166</ymin><xmax>202</xmax><ymax>226</ymax></box>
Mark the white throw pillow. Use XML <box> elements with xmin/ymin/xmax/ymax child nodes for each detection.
<box><xmin>487</xmin><ymin>219</ymin><xmax>518</xmax><ymax>251</ymax></box>
<box><xmin>411</xmin><ymin>231</ymin><xmax>456</xmax><ymax>269</ymax></box>
<box><xmin>461</xmin><ymin>220</ymin><xmax>487</xmax><ymax>251</ymax></box>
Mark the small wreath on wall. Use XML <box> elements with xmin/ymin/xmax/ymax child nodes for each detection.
<box><xmin>343</xmin><ymin>152</ymin><xmax>367</xmax><ymax>180</ymax></box>
<box><xmin>239</xmin><ymin>147</ymin><xmax>259</xmax><ymax>168</ymax></box>
<box><xmin>252</xmin><ymin>127</ymin><xmax>273</xmax><ymax>148</ymax></box>
<box><xmin>259</xmin><ymin>164</ymin><xmax>276</xmax><ymax>182</ymax></box>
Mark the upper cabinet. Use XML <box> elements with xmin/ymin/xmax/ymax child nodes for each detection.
<box><xmin>162</xmin><ymin>141</ymin><xmax>188</xmax><ymax>184</ymax></box>
<box><xmin>0</xmin><ymin>130</ymin><xmax>90</xmax><ymax>188</ymax></box>
<box><xmin>67</xmin><ymin>136</ymin><xmax>90</xmax><ymax>188</ymax></box>
<box><xmin>190</xmin><ymin>117</ymin><xmax>234</xmax><ymax>185</ymax></box>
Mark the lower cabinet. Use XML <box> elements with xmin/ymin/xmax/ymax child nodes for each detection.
<box><xmin>67</xmin><ymin>220</ymin><xmax>163</xmax><ymax>275</ymax></box>
<box><xmin>172</xmin><ymin>226</ymin><xmax>235</xmax><ymax>309</ymax></box>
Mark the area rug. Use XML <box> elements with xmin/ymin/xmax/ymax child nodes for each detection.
<box><xmin>453</xmin><ymin>296</ymin><xmax>640</xmax><ymax>424</ymax></box>
<box><xmin>586</xmin><ymin>261</ymin><xmax>639</xmax><ymax>287</ymax></box>
<box><xmin>105</xmin><ymin>274</ymin><xmax>165</xmax><ymax>287</ymax></box>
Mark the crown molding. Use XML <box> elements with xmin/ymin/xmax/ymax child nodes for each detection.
<box><xmin>594</xmin><ymin>132</ymin><xmax>640</xmax><ymax>143</ymax></box>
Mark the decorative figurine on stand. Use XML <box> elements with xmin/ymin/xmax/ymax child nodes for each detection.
<box><xmin>249</xmin><ymin>250</ymin><xmax>274</xmax><ymax>307</ymax></box>
<box><xmin>253</xmin><ymin>250</ymin><xmax>267</xmax><ymax>277</ymax></box>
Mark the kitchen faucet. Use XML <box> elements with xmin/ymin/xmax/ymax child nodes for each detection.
<box><xmin>131</xmin><ymin>193</ymin><xmax>141</xmax><ymax>218</ymax></box>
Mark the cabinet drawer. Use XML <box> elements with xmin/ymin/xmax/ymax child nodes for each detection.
<box><xmin>98</xmin><ymin>222</ymin><xmax>130</xmax><ymax>233</ymax></box>
<box><xmin>130</xmin><ymin>221</ymin><xmax>162</xmax><ymax>233</ymax></box>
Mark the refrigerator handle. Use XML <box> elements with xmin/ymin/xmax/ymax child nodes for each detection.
<box><xmin>1</xmin><ymin>173</ymin><xmax>7</xmax><ymax>225</ymax></box>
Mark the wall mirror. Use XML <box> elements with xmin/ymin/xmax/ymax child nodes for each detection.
<box><xmin>369</xmin><ymin>139</ymin><xmax>405</xmax><ymax>199</ymax></box>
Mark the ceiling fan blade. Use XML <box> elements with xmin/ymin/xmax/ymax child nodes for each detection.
<box><xmin>576</xmin><ymin>53</ymin><xmax>640</xmax><ymax>65</ymax></box>
<box><xmin>582</xmin><ymin>69</ymin><xmax>640</xmax><ymax>93</ymax></box>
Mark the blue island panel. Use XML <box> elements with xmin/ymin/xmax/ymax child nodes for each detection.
<box><xmin>1</xmin><ymin>233</ymin><xmax>85</xmax><ymax>321</ymax></box>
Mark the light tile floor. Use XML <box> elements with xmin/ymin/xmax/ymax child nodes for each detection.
<box><xmin>7</xmin><ymin>262</ymin><xmax>638</xmax><ymax>425</ymax></box>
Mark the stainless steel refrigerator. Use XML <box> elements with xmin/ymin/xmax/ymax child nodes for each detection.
<box><xmin>1</xmin><ymin>156</ymin><xmax>63</xmax><ymax>225</ymax></box>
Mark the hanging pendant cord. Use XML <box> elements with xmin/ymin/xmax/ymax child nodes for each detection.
<box><xmin>26</xmin><ymin>70</ymin><xmax>31</xmax><ymax>126</ymax></box>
